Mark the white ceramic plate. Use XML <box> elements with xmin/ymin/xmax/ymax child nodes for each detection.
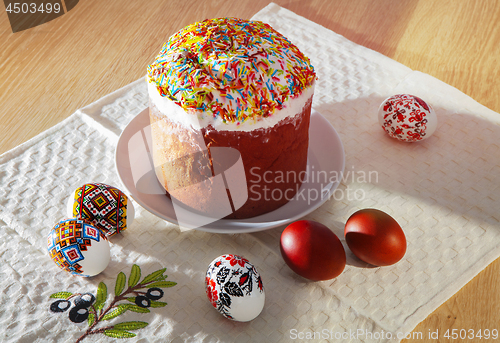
<box><xmin>115</xmin><ymin>108</ymin><xmax>345</xmax><ymax>233</ymax></box>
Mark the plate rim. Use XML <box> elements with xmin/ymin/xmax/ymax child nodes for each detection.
<box><xmin>115</xmin><ymin>107</ymin><xmax>345</xmax><ymax>233</ymax></box>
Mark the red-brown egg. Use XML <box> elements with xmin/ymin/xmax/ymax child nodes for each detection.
<box><xmin>344</xmin><ymin>209</ymin><xmax>406</xmax><ymax>266</ymax></box>
<box><xmin>280</xmin><ymin>220</ymin><xmax>346</xmax><ymax>281</ymax></box>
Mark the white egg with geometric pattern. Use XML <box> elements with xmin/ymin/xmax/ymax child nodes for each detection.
<box><xmin>205</xmin><ymin>254</ymin><xmax>265</xmax><ymax>322</ymax></box>
<box><xmin>66</xmin><ymin>183</ymin><xmax>135</xmax><ymax>237</ymax></box>
<box><xmin>47</xmin><ymin>218</ymin><xmax>110</xmax><ymax>277</ymax></box>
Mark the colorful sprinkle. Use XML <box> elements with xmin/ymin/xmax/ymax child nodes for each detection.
<box><xmin>147</xmin><ymin>18</ymin><xmax>316</xmax><ymax>123</ymax></box>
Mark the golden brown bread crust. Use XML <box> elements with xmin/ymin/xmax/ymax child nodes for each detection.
<box><xmin>149</xmin><ymin>103</ymin><xmax>216</xmax><ymax>215</ymax></box>
<box><xmin>149</xmin><ymin>97</ymin><xmax>312</xmax><ymax>219</ymax></box>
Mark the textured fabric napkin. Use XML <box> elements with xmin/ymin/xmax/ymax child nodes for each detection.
<box><xmin>1</xmin><ymin>3</ymin><xmax>500</xmax><ymax>342</ymax></box>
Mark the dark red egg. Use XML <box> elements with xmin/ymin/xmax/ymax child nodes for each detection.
<box><xmin>280</xmin><ymin>220</ymin><xmax>346</xmax><ymax>281</ymax></box>
<box><xmin>344</xmin><ymin>209</ymin><xmax>406</xmax><ymax>266</ymax></box>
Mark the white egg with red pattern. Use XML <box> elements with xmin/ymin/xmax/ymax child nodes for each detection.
<box><xmin>378</xmin><ymin>94</ymin><xmax>437</xmax><ymax>142</ymax></box>
<box><xmin>205</xmin><ymin>254</ymin><xmax>265</xmax><ymax>322</ymax></box>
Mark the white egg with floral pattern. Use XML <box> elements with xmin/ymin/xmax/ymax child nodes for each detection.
<box><xmin>205</xmin><ymin>254</ymin><xmax>265</xmax><ymax>322</ymax></box>
<box><xmin>378</xmin><ymin>94</ymin><xmax>437</xmax><ymax>142</ymax></box>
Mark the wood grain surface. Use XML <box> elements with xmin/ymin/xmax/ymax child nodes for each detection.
<box><xmin>1</xmin><ymin>1</ymin><xmax>499</xmax><ymax>341</ymax></box>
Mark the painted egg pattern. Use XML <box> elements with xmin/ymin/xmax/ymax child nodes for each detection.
<box><xmin>205</xmin><ymin>254</ymin><xmax>265</xmax><ymax>322</ymax></box>
<box><xmin>47</xmin><ymin>218</ymin><xmax>110</xmax><ymax>277</ymax></box>
<box><xmin>378</xmin><ymin>94</ymin><xmax>437</xmax><ymax>142</ymax></box>
<box><xmin>67</xmin><ymin>183</ymin><xmax>134</xmax><ymax>236</ymax></box>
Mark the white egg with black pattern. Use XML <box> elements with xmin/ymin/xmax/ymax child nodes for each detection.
<box><xmin>205</xmin><ymin>254</ymin><xmax>265</xmax><ymax>322</ymax></box>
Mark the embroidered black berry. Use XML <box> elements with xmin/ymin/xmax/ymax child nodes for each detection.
<box><xmin>73</xmin><ymin>293</ymin><xmax>95</xmax><ymax>308</ymax></box>
<box><xmin>69</xmin><ymin>305</ymin><xmax>89</xmax><ymax>323</ymax></box>
<box><xmin>135</xmin><ymin>295</ymin><xmax>151</xmax><ymax>308</ymax></box>
<box><xmin>50</xmin><ymin>300</ymin><xmax>71</xmax><ymax>313</ymax></box>
<box><xmin>146</xmin><ymin>287</ymin><xmax>164</xmax><ymax>300</ymax></box>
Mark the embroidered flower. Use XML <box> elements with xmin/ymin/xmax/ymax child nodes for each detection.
<box><xmin>205</xmin><ymin>277</ymin><xmax>218</xmax><ymax>307</ymax></box>
<box><xmin>224</xmin><ymin>254</ymin><xmax>248</xmax><ymax>267</ymax></box>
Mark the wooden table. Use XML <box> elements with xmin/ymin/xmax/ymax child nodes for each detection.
<box><xmin>1</xmin><ymin>1</ymin><xmax>499</xmax><ymax>341</ymax></box>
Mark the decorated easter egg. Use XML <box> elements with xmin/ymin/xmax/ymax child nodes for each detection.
<box><xmin>280</xmin><ymin>220</ymin><xmax>346</xmax><ymax>281</ymax></box>
<box><xmin>47</xmin><ymin>218</ymin><xmax>110</xmax><ymax>277</ymax></box>
<box><xmin>67</xmin><ymin>183</ymin><xmax>134</xmax><ymax>236</ymax></box>
<box><xmin>378</xmin><ymin>94</ymin><xmax>437</xmax><ymax>142</ymax></box>
<box><xmin>344</xmin><ymin>209</ymin><xmax>406</xmax><ymax>266</ymax></box>
<box><xmin>205</xmin><ymin>254</ymin><xmax>265</xmax><ymax>322</ymax></box>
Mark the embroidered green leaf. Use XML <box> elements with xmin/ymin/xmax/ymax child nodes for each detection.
<box><xmin>49</xmin><ymin>291</ymin><xmax>72</xmax><ymax>299</ymax></box>
<box><xmin>103</xmin><ymin>329</ymin><xmax>136</xmax><ymax>338</ymax></box>
<box><xmin>149</xmin><ymin>300</ymin><xmax>168</xmax><ymax>308</ymax></box>
<box><xmin>140</xmin><ymin>268</ymin><xmax>166</xmax><ymax>284</ymax></box>
<box><xmin>113</xmin><ymin>321</ymin><xmax>149</xmax><ymax>331</ymax></box>
<box><xmin>94</xmin><ymin>301</ymin><xmax>106</xmax><ymax>311</ymax></box>
<box><xmin>128</xmin><ymin>265</ymin><xmax>141</xmax><ymax>288</ymax></box>
<box><xmin>87</xmin><ymin>312</ymin><xmax>95</xmax><ymax>326</ymax></box>
<box><xmin>125</xmin><ymin>297</ymin><xmax>136</xmax><ymax>303</ymax></box>
<box><xmin>146</xmin><ymin>281</ymin><xmax>177</xmax><ymax>288</ymax></box>
<box><xmin>127</xmin><ymin>304</ymin><xmax>150</xmax><ymax>313</ymax></box>
<box><xmin>96</xmin><ymin>282</ymin><xmax>107</xmax><ymax>304</ymax></box>
<box><xmin>115</xmin><ymin>272</ymin><xmax>126</xmax><ymax>296</ymax></box>
<box><xmin>102</xmin><ymin>304</ymin><xmax>130</xmax><ymax>321</ymax></box>
<box><xmin>93</xmin><ymin>282</ymin><xmax>107</xmax><ymax>312</ymax></box>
